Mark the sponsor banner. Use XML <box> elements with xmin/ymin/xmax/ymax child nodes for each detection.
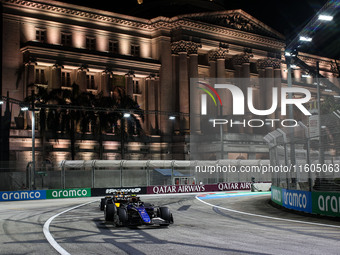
<box><xmin>0</xmin><ymin>190</ymin><xmax>46</xmax><ymax>201</ymax></box>
<box><xmin>282</xmin><ymin>189</ymin><xmax>312</xmax><ymax>213</ymax></box>
<box><xmin>147</xmin><ymin>182</ymin><xmax>251</xmax><ymax>194</ymax></box>
<box><xmin>91</xmin><ymin>187</ymin><xmax>147</xmax><ymax>196</ymax></box>
<box><xmin>312</xmin><ymin>192</ymin><xmax>340</xmax><ymax>217</ymax></box>
<box><xmin>271</xmin><ymin>186</ymin><xmax>283</xmax><ymax>206</ymax></box>
<box><xmin>46</xmin><ymin>188</ymin><xmax>91</xmax><ymax>199</ymax></box>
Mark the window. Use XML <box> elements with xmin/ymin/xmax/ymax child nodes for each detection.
<box><xmin>61</xmin><ymin>72</ymin><xmax>71</xmax><ymax>87</ymax></box>
<box><xmin>61</xmin><ymin>33</ymin><xmax>72</xmax><ymax>47</ymax></box>
<box><xmin>86</xmin><ymin>37</ymin><xmax>96</xmax><ymax>50</ymax></box>
<box><xmin>86</xmin><ymin>74</ymin><xmax>96</xmax><ymax>89</ymax></box>
<box><xmin>133</xmin><ymin>80</ymin><xmax>140</xmax><ymax>94</ymax></box>
<box><xmin>35</xmin><ymin>68</ymin><xmax>47</xmax><ymax>84</ymax></box>
<box><xmin>131</xmin><ymin>44</ymin><xmax>140</xmax><ymax>57</ymax></box>
<box><xmin>109</xmin><ymin>40</ymin><xmax>119</xmax><ymax>54</ymax></box>
<box><xmin>35</xmin><ymin>29</ymin><xmax>46</xmax><ymax>43</ymax></box>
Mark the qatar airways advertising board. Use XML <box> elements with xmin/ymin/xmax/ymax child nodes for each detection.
<box><xmin>147</xmin><ymin>182</ymin><xmax>251</xmax><ymax>194</ymax></box>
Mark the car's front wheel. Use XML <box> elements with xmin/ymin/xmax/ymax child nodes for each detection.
<box><xmin>100</xmin><ymin>198</ymin><xmax>107</xmax><ymax>211</ymax></box>
<box><xmin>159</xmin><ymin>207</ymin><xmax>173</xmax><ymax>226</ymax></box>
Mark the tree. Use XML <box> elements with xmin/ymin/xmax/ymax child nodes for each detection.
<box><xmin>26</xmin><ymin>84</ymin><xmax>145</xmax><ymax>161</ymax></box>
<box><xmin>25</xmin><ymin>85</ymin><xmax>54</xmax><ymax>163</ymax></box>
<box><xmin>82</xmin><ymin>87</ymin><xmax>144</xmax><ymax>159</ymax></box>
<box><xmin>53</xmin><ymin>83</ymin><xmax>93</xmax><ymax>160</ymax></box>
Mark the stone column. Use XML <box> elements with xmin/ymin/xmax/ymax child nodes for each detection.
<box><xmin>147</xmin><ymin>75</ymin><xmax>157</xmax><ymax>133</ymax></box>
<box><xmin>232</xmin><ymin>53</ymin><xmax>252</xmax><ymax>133</ymax></box>
<box><xmin>76</xmin><ymin>67</ymin><xmax>87</xmax><ymax>91</ymax></box>
<box><xmin>51</xmin><ymin>64</ymin><xmax>61</xmax><ymax>90</ymax></box>
<box><xmin>293</xmin><ymin>68</ymin><xmax>301</xmax><ymax>83</ymax></box>
<box><xmin>208</xmin><ymin>51</ymin><xmax>218</xmax><ymax>117</ymax></box>
<box><xmin>171</xmin><ymin>53</ymin><xmax>179</xmax><ymax>132</ymax></box>
<box><xmin>171</xmin><ymin>41</ymin><xmax>189</xmax><ymax>133</ymax></box>
<box><xmin>25</xmin><ymin>62</ymin><xmax>35</xmax><ymax>88</ymax></box>
<box><xmin>214</xmin><ymin>47</ymin><xmax>229</xmax><ymax>116</ymax></box>
<box><xmin>101</xmin><ymin>71</ymin><xmax>110</xmax><ymax>96</ymax></box>
<box><xmin>188</xmin><ymin>43</ymin><xmax>201</xmax><ymax>134</ymax></box>
<box><xmin>159</xmin><ymin>38</ymin><xmax>173</xmax><ymax>135</ymax></box>
<box><xmin>178</xmin><ymin>51</ymin><xmax>188</xmax><ymax>132</ymax></box>
<box><xmin>125</xmin><ymin>71</ymin><xmax>134</xmax><ymax>97</ymax></box>
<box><xmin>209</xmin><ymin>58</ymin><xmax>216</xmax><ymax>78</ymax></box>
<box><xmin>274</xmin><ymin>68</ymin><xmax>282</xmax><ymax>124</ymax></box>
<box><xmin>24</xmin><ymin>62</ymin><xmax>35</xmax><ymax>128</ymax></box>
<box><xmin>256</xmin><ymin>58</ymin><xmax>281</xmax><ymax>132</ymax></box>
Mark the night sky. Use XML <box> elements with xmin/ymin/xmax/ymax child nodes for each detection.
<box><xmin>57</xmin><ymin>0</ymin><xmax>339</xmax><ymax>59</ymax></box>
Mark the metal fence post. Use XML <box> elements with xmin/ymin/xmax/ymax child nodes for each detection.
<box><xmin>92</xmin><ymin>160</ymin><xmax>96</xmax><ymax>188</ymax></box>
<box><xmin>267</xmin><ymin>133</ymin><xmax>279</xmax><ymax>186</ymax></box>
<box><xmin>146</xmin><ymin>160</ymin><xmax>150</xmax><ymax>186</ymax></box>
<box><xmin>60</xmin><ymin>160</ymin><xmax>65</xmax><ymax>189</ymax></box>
<box><xmin>120</xmin><ymin>160</ymin><xmax>124</xmax><ymax>188</ymax></box>
<box><xmin>299</xmin><ymin>121</ymin><xmax>312</xmax><ymax>191</ymax></box>
<box><xmin>171</xmin><ymin>160</ymin><xmax>175</xmax><ymax>185</ymax></box>
<box><xmin>277</xmin><ymin>129</ymin><xmax>290</xmax><ymax>189</ymax></box>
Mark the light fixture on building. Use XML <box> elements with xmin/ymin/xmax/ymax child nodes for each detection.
<box><xmin>123</xmin><ymin>113</ymin><xmax>131</xmax><ymax>118</ymax></box>
<box><xmin>284</xmin><ymin>49</ymin><xmax>298</xmax><ymax>57</ymax></box>
<box><xmin>169</xmin><ymin>115</ymin><xmax>176</xmax><ymax>120</ymax></box>
<box><xmin>302</xmin><ymin>74</ymin><xmax>311</xmax><ymax>78</ymax></box>
<box><xmin>290</xmin><ymin>64</ymin><xmax>297</xmax><ymax>69</ymax></box>
<box><xmin>21</xmin><ymin>106</ymin><xmax>29</xmax><ymax>111</ymax></box>
<box><xmin>0</xmin><ymin>101</ymin><xmax>3</xmax><ymax>105</ymax></box>
<box><xmin>318</xmin><ymin>14</ymin><xmax>333</xmax><ymax>21</ymax></box>
<box><xmin>299</xmin><ymin>36</ymin><xmax>312</xmax><ymax>42</ymax></box>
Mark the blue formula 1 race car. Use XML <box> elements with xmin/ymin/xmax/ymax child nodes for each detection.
<box><xmin>102</xmin><ymin>193</ymin><xmax>174</xmax><ymax>227</ymax></box>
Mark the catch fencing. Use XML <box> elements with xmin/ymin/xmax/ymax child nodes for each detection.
<box><xmin>0</xmin><ymin>160</ymin><xmax>272</xmax><ymax>191</ymax></box>
<box><xmin>264</xmin><ymin>112</ymin><xmax>340</xmax><ymax>192</ymax></box>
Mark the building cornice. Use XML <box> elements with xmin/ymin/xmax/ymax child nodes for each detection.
<box><xmin>20</xmin><ymin>43</ymin><xmax>161</xmax><ymax>72</ymax></box>
<box><xmin>168</xmin><ymin>19</ymin><xmax>285</xmax><ymax>49</ymax></box>
<box><xmin>2</xmin><ymin>0</ymin><xmax>152</xmax><ymax>31</ymax></box>
<box><xmin>3</xmin><ymin>0</ymin><xmax>285</xmax><ymax>49</ymax></box>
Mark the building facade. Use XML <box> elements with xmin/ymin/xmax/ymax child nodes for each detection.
<box><xmin>1</xmin><ymin>0</ymin><xmax>339</xmax><ymax>164</ymax></box>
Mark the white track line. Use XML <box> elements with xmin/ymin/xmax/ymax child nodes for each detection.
<box><xmin>43</xmin><ymin>201</ymin><xmax>95</xmax><ymax>255</ymax></box>
<box><xmin>196</xmin><ymin>195</ymin><xmax>340</xmax><ymax>229</ymax></box>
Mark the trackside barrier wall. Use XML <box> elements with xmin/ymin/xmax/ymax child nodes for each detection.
<box><xmin>1</xmin><ymin>181</ymin><xmax>270</xmax><ymax>201</ymax></box>
<box><xmin>271</xmin><ymin>186</ymin><xmax>340</xmax><ymax>217</ymax></box>
<box><xmin>0</xmin><ymin>190</ymin><xmax>46</xmax><ymax>201</ymax></box>
<box><xmin>147</xmin><ymin>182</ymin><xmax>252</xmax><ymax>194</ymax></box>
<box><xmin>46</xmin><ymin>188</ymin><xmax>91</xmax><ymax>199</ymax></box>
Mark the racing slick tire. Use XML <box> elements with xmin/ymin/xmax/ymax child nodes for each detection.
<box><xmin>117</xmin><ymin>207</ymin><xmax>128</xmax><ymax>227</ymax></box>
<box><xmin>100</xmin><ymin>198</ymin><xmax>107</xmax><ymax>211</ymax></box>
<box><xmin>159</xmin><ymin>207</ymin><xmax>173</xmax><ymax>226</ymax></box>
<box><xmin>105</xmin><ymin>203</ymin><xmax>117</xmax><ymax>221</ymax></box>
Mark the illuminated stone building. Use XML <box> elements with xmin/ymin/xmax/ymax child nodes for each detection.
<box><xmin>1</xmin><ymin>0</ymin><xmax>338</xmax><ymax>163</ymax></box>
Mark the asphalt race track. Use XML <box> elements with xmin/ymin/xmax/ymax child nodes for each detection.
<box><xmin>1</xmin><ymin>192</ymin><xmax>340</xmax><ymax>255</ymax></box>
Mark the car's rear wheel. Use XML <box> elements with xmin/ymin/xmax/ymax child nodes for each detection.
<box><xmin>100</xmin><ymin>198</ymin><xmax>107</xmax><ymax>211</ymax></box>
<box><xmin>105</xmin><ymin>203</ymin><xmax>116</xmax><ymax>221</ymax></box>
<box><xmin>159</xmin><ymin>207</ymin><xmax>173</xmax><ymax>226</ymax></box>
<box><xmin>117</xmin><ymin>207</ymin><xmax>128</xmax><ymax>226</ymax></box>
